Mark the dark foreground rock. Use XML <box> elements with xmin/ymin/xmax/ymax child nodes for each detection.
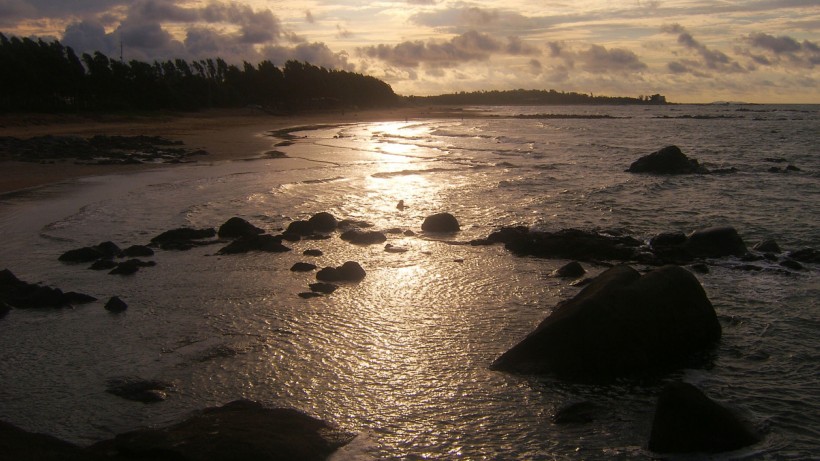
<box><xmin>627</xmin><ymin>145</ymin><xmax>708</xmax><ymax>174</ymax></box>
<box><xmin>217</xmin><ymin>217</ymin><xmax>265</xmax><ymax>239</ymax></box>
<box><xmin>0</xmin><ymin>269</ymin><xmax>96</xmax><ymax>308</ymax></box>
<box><xmin>649</xmin><ymin>382</ymin><xmax>761</xmax><ymax>454</ymax></box>
<box><xmin>490</xmin><ymin>265</ymin><xmax>721</xmax><ymax>379</ymax></box>
<box><xmin>0</xmin><ymin>400</ymin><xmax>353</xmax><ymax>461</ymax></box>
<box><xmin>422</xmin><ymin>213</ymin><xmax>460</xmax><ymax>232</ymax></box>
<box><xmin>316</xmin><ymin>261</ymin><xmax>367</xmax><ymax>282</ymax></box>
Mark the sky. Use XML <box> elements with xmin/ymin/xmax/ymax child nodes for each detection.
<box><xmin>1</xmin><ymin>0</ymin><xmax>819</xmax><ymax>103</ymax></box>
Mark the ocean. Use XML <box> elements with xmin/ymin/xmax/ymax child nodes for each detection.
<box><xmin>0</xmin><ymin>104</ymin><xmax>817</xmax><ymax>459</ymax></box>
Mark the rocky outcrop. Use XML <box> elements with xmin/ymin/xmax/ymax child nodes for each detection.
<box><xmin>90</xmin><ymin>400</ymin><xmax>354</xmax><ymax>460</ymax></box>
<box><xmin>217</xmin><ymin>235</ymin><xmax>291</xmax><ymax>254</ymax></box>
<box><xmin>649</xmin><ymin>382</ymin><xmax>761</xmax><ymax>453</ymax></box>
<box><xmin>421</xmin><ymin>213</ymin><xmax>460</xmax><ymax>232</ymax></box>
<box><xmin>59</xmin><ymin>241</ymin><xmax>123</xmax><ymax>263</ymax></box>
<box><xmin>0</xmin><ymin>269</ymin><xmax>96</xmax><ymax>309</ymax></box>
<box><xmin>490</xmin><ymin>265</ymin><xmax>721</xmax><ymax>380</ymax></box>
<box><xmin>626</xmin><ymin>146</ymin><xmax>708</xmax><ymax>174</ymax></box>
<box><xmin>316</xmin><ymin>261</ymin><xmax>366</xmax><ymax>282</ymax></box>
<box><xmin>217</xmin><ymin>217</ymin><xmax>265</xmax><ymax>239</ymax></box>
<box><xmin>650</xmin><ymin>226</ymin><xmax>748</xmax><ymax>262</ymax></box>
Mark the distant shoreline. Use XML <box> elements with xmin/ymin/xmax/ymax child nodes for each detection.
<box><xmin>0</xmin><ymin>106</ymin><xmax>473</xmax><ymax>195</ymax></box>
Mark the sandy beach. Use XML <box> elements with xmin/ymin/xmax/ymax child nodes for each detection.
<box><xmin>0</xmin><ymin>106</ymin><xmax>469</xmax><ymax>195</ymax></box>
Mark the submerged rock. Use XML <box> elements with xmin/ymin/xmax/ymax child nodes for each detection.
<box><xmin>309</xmin><ymin>282</ymin><xmax>338</xmax><ymax>294</ymax></box>
<box><xmin>626</xmin><ymin>145</ymin><xmax>708</xmax><ymax>174</ymax></box>
<box><xmin>552</xmin><ymin>400</ymin><xmax>598</xmax><ymax>424</ymax></box>
<box><xmin>105</xmin><ymin>377</ymin><xmax>172</xmax><ymax>403</ymax></box>
<box><xmin>479</xmin><ymin>227</ymin><xmax>641</xmax><ymax>262</ymax></box>
<box><xmin>151</xmin><ymin>227</ymin><xmax>216</xmax><ymax>250</ymax></box>
<box><xmin>551</xmin><ymin>261</ymin><xmax>585</xmax><ymax>278</ymax></box>
<box><xmin>649</xmin><ymin>382</ymin><xmax>761</xmax><ymax>454</ymax></box>
<box><xmin>303</xmin><ymin>249</ymin><xmax>324</xmax><ymax>257</ymax></box>
<box><xmin>108</xmin><ymin>259</ymin><xmax>155</xmax><ymax>275</ymax></box>
<box><xmin>340</xmin><ymin>229</ymin><xmax>387</xmax><ymax>245</ymax></box>
<box><xmin>684</xmin><ymin>226</ymin><xmax>747</xmax><ymax>258</ymax></box>
<box><xmin>490</xmin><ymin>265</ymin><xmax>721</xmax><ymax>379</ymax></box>
<box><xmin>217</xmin><ymin>234</ymin><xmax>291</xmax><ymax>254</ymax></box>
<box><xmin>89</xmin><ymin>399</ymin><xmax>354</xmax><ymax>461</ymax></box>
<box><xmin>316</xmin><ymin>261</ymin><xmax>366</xmax><ymax>282</ymax></box>
<box><xmin>422</xmin><ymin>213</ymin><xmax>460</xmax><ymax>232</ymax></box>
<box><xmin>291</xmin><ymin>262</ymin><xmax>318</xmax><ymax>272</ymax></box>
<box><xmin>752</xmin><ymin>239</ymin><xmax>781</xmax><ymax>253</ymax></box>
<box><xmin>218</xmin><ymin>217</ymin><xmax>265</xmax><ymax>239</ymax></box>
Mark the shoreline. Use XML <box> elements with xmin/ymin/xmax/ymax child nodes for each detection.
<box><xmin>0</xmin><ymin>106</ymin><xmax>473</xmax><ymax>195</ymax></box>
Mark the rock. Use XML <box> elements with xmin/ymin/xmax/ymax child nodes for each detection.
<box><xmin>485</xmin><ymin>227</ymin><xmax>641</xmax><ymax>262</ymax></box>
<box><xmin>648</xmin><ymin>382</ymin><xmax>761</xmax><ymax>453</ymax></box>
<box><xmin>316</xmin><ymin>261</ymin><xmax>366</xmax><ymax>282</ymax></box>
<box><xmin>298</xmin><ymin>292</ymin><xmax>323</xmax><ymax>299</ymax></box>
<box><xmin>286</xmin><ymin>220</ymin><xmax>315</xmax><ymax>236</ymax></box>
<box><xmin>217</xmin><ymin>234</ymin><xmax>291</xmax><ymax>254</ymax></box>
<box><xmin>626</xmin><ymin>145</ymin><xmax>708</xmax><ymax>174</ymax></box>
<box><xmin>552</xmin><ymin>400</ymin><xmax>598</xmax><ymax>424</ymax></box>
<box><xmin>779</xmin><ymin>259</ymin><xmax>804</xmax><ymax>271</ymax></box>
<box><xmin>89</xmin><ymin>399</ymin><xmax>354</xmax><ymax>461</ymax></box>
<box><xmin>490</xmin><ymin>265</ymin><xmax>721</xmax><ymax>379</ymax></box>
<box><xmin>422</xmin><ymin>212</ymin><xmax>460</xmax><ymax>232</ymax></box>
<box><xmin>0</xmin><ymin>301</ymin><xmax>10</xmax><ymax>318</ymax></box>
<box><xmin>109</xmin><ymin>259</ymin><xmax>155</xmax><ymax>275</ymax></box>
<box><xmin>218</xmin><ymin>217</ymin><xmax>265</xmax><ymax>239</ymax></box>
<box><xmin>752</xmin><ymin>239</ymin><xmax>781</xmax><ymax>253</ymax></box>
<box><xmin>94</xmin><ymin>241</ymin><xmax>123</xmax><ymax>259</ymax></box>
<box><xmin>684</xmin><ymin>226</ymin><xmax>747</xmax><ymax>258</ymax></box>
<box><xmin>122</xmin><ymin>245</ymin><xmax>154</xmax><ymax>257</ymax></box>
<box><xmin>151</xmin><ymin>227</ymin><xmax>216</xmax><ymax>245</ymax></box>
<box><xmin>89</xmin><ymin>260</ymin><xmax>118</xmax><ymax>271</ymax></box>
<box><xmin>0</xmin><ymin>420</ymin><xmax>99</xmax><ymax>461</ymax></box>
<box><xmin>690</xmin><ymin>263</ymin><xmax>710</xmax><ymax>274</ymax></box>
<box><xmin>337</xmin><ymin>219</ymin><xmax>374</xmax><ymax>230</ymax></box>
<box><xmin>58</xmin><ymin>246</ymin><xmax>105</xmax><ymax>263</ymax></box>
<box><xmin>105</xmin><ymin>377</ymin><xmax>172</xmax><ymax>403</ymax></box>
<box><xmin>787</xmin><ymin>248</ymin><xmax>820</xmax><ymax>264</ymax></box>
<box><xmin>785</xmin><ymin>164</ymin><xmax>801</xmax><ymax>172</ymax></box>
<box><xmin>340</xmin><ymin>229</ymin><xmax>387</xmax><ymax>245</ymax></box>
<box><xmin>649</xmin><ymin>232</ymin><xmax>687</xmax><ymax>249</ymax></box>
<box><xmin>309</xmin><ymin>283</ymin><xmax>338</xmax><ymax>294</ymax></box>
<box><xmin>303</xmin><ymin>249</ymin><xmax>323</xmax><ymax>257</ymax></box>
<box><xmin>104</xmin><ymin>296</ymin><xmax>128</xmax><ymax>313</ymax></box>
<box><xmin>0</xmin><ymin>269</ymin><xmax>95</xmax><ymax>309</ymax></box>
<box><xmin>308</xmin><ymin>212</ymin><xmax>337</xmax><ymax>232</ymax></box>
<box><xmin>384</xmin><ymin>244</ymin><xmax>409</xmax><ymax>253</ymax></box>
<box><xmin>291</xmin><ymin>262</ymin><xmax>318</xmax><ymax>272</ymax></box>
<box><xmin>551</xmin><ymin>261</ymin><xmax>585</xmax><ymax>278</ymax></box>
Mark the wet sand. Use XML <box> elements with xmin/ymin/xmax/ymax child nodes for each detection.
<box><xmin>0</xmin><ymin>106</ymin><xmax>472</xmax><ymax>194</ymax></box>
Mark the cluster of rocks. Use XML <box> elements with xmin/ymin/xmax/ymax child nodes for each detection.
<box><xmin>626</xmin><ymin>145</ymin><xmax>803</xmax><ymax>175</ymax></box>
<box><xmin>0</xmin><ymin>400</ymin><xmax>354</xmax><ymax>461</ymax></box>
<box><xmin>0</xmin><ymin>134</ymin><xmax>208</xmax><ymax>165</ymax></box>
<box><xmin>0</xmin><ymin>268</ymin><xmax>96</xmax><ymax>309</ymax></box>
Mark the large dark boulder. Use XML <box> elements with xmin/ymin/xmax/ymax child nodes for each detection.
<box><xmin>218</xmin><ymin>217</ymin><xmax>264</xmax><ymax>239</ymax></box>
<box><xmin>316</xmin><ymin>261</ymin><xmax>366</xmax><ymax>282</ymax></box>
<box><xmin>286</xmin><ymin>220</ymin><xmax>315</xmax><ymax>236</ymax></box>
<box><xmin>684</xmin><ymin>226</ymin><xmax>747</xmax><ymax>258</ymax></box>
<box><xmin>0</xmin><ymin>269</ymin><xmax>95</xmax><ymax>309</ymax></box>
<box><xmin>627</xmin><ymin>146</ymin><xmax>708</xmax><ymax>174</ymax></box>
<box><xmin>490</xmin><ymin>265</ymin><xmax>721</xmax><ymax>379</ymax></box>
<box><xmin>649</xmin><ymin>382</ymin><xmax>761</xmax><ymax>453</ymax></box>
<box><xmin>217</xmin><ymin>235</ymin><xmax>291</xmax><ymax>254</ymax></box>
<box><xmin>90</xmin><ymin>400</ymin><xmax>354</xmax><ymax>461</ymax></box>
<box><xmin>422</xmin><ymin>213</ymin><xmax>460</xmax><ymax>232</ymax></box>
<box><xmin>308</xmin><ymin>212</ymin><xmax>338</xmax><ymax>232</ymax></box>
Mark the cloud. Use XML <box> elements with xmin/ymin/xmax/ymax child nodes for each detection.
<box><xmin>662</xmin><ymin>23</ymin><xmax>745</xmax><ymax>73</ymax></box>
<box><xmin>578</xmin><ymin>44</ymin><xmax>647</xmax><ymax>73</ymax></box>
<box><xmin>744</xmin><ymin>32</ymin><xmax>820</xmax><ymax>68</ymax></box>
<box><xmin>358</xmin><ymin>30</ymin><xmax>537</xmax><ymax>68</ymax></box>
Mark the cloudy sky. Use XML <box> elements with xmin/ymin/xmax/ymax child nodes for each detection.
<box><xmin>2</xmin><ymin>0</ymin><xmax>818</xmax><ymax>103</ymax></box>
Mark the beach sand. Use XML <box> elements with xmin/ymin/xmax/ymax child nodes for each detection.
<box><xmin>0</xmin><ymin>106</ymin><xmax>469</xmax><ymax>194</ymax></box>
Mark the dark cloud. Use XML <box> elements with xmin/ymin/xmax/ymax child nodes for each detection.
<box><xmin>662</xmin><ymin>23</ymin><xmax>745</xmax><ymax>73</ymax></box>
<box><xmin>261</xmin><ymin>42</ymin><xmax>353</xmax><ymax>70</ymax></box>
<box><xmin>305</xmin><ymin>10</ymin><xmax>315</xmax><ymax>24</ymax></box>
<box><xmin>62</xmin><ymin>20</ymin><xmax>116</xmax><ymax>55</ymax></box>
<box><xmin>410</xmin><ymin>5</ymin><xmax>540</xmax><ymax>35</ymax></box>
<box><xmin>336</xmin><ymin>24</ymin><xmax>353</xmax><ymax>39</ymax></box>
<box><xmin>358</xmin><ymin>30</ymin><xmax>537</xmax><ymax>68</ymax></box>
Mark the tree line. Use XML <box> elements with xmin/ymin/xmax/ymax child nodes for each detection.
<box><xmin>0</xmin><ymin>33</ymin><xmax>399</xmax><ymax>112</ymax></box>
<box><xmin>410</xmin><ymin>89</ymin><xmax>667</xmax><ymax>105</ymax></box>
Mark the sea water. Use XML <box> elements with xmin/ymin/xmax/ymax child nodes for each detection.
<box><xmin>0</xmin><ymin>104</ymin><xmax>817</xmax><ymax>459</ymax></box>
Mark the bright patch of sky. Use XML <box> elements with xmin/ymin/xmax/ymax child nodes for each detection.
<box><xmin>1</xmin><ymin>0</ymin><xmax>818</xmax><ymax>102</ymax></box>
